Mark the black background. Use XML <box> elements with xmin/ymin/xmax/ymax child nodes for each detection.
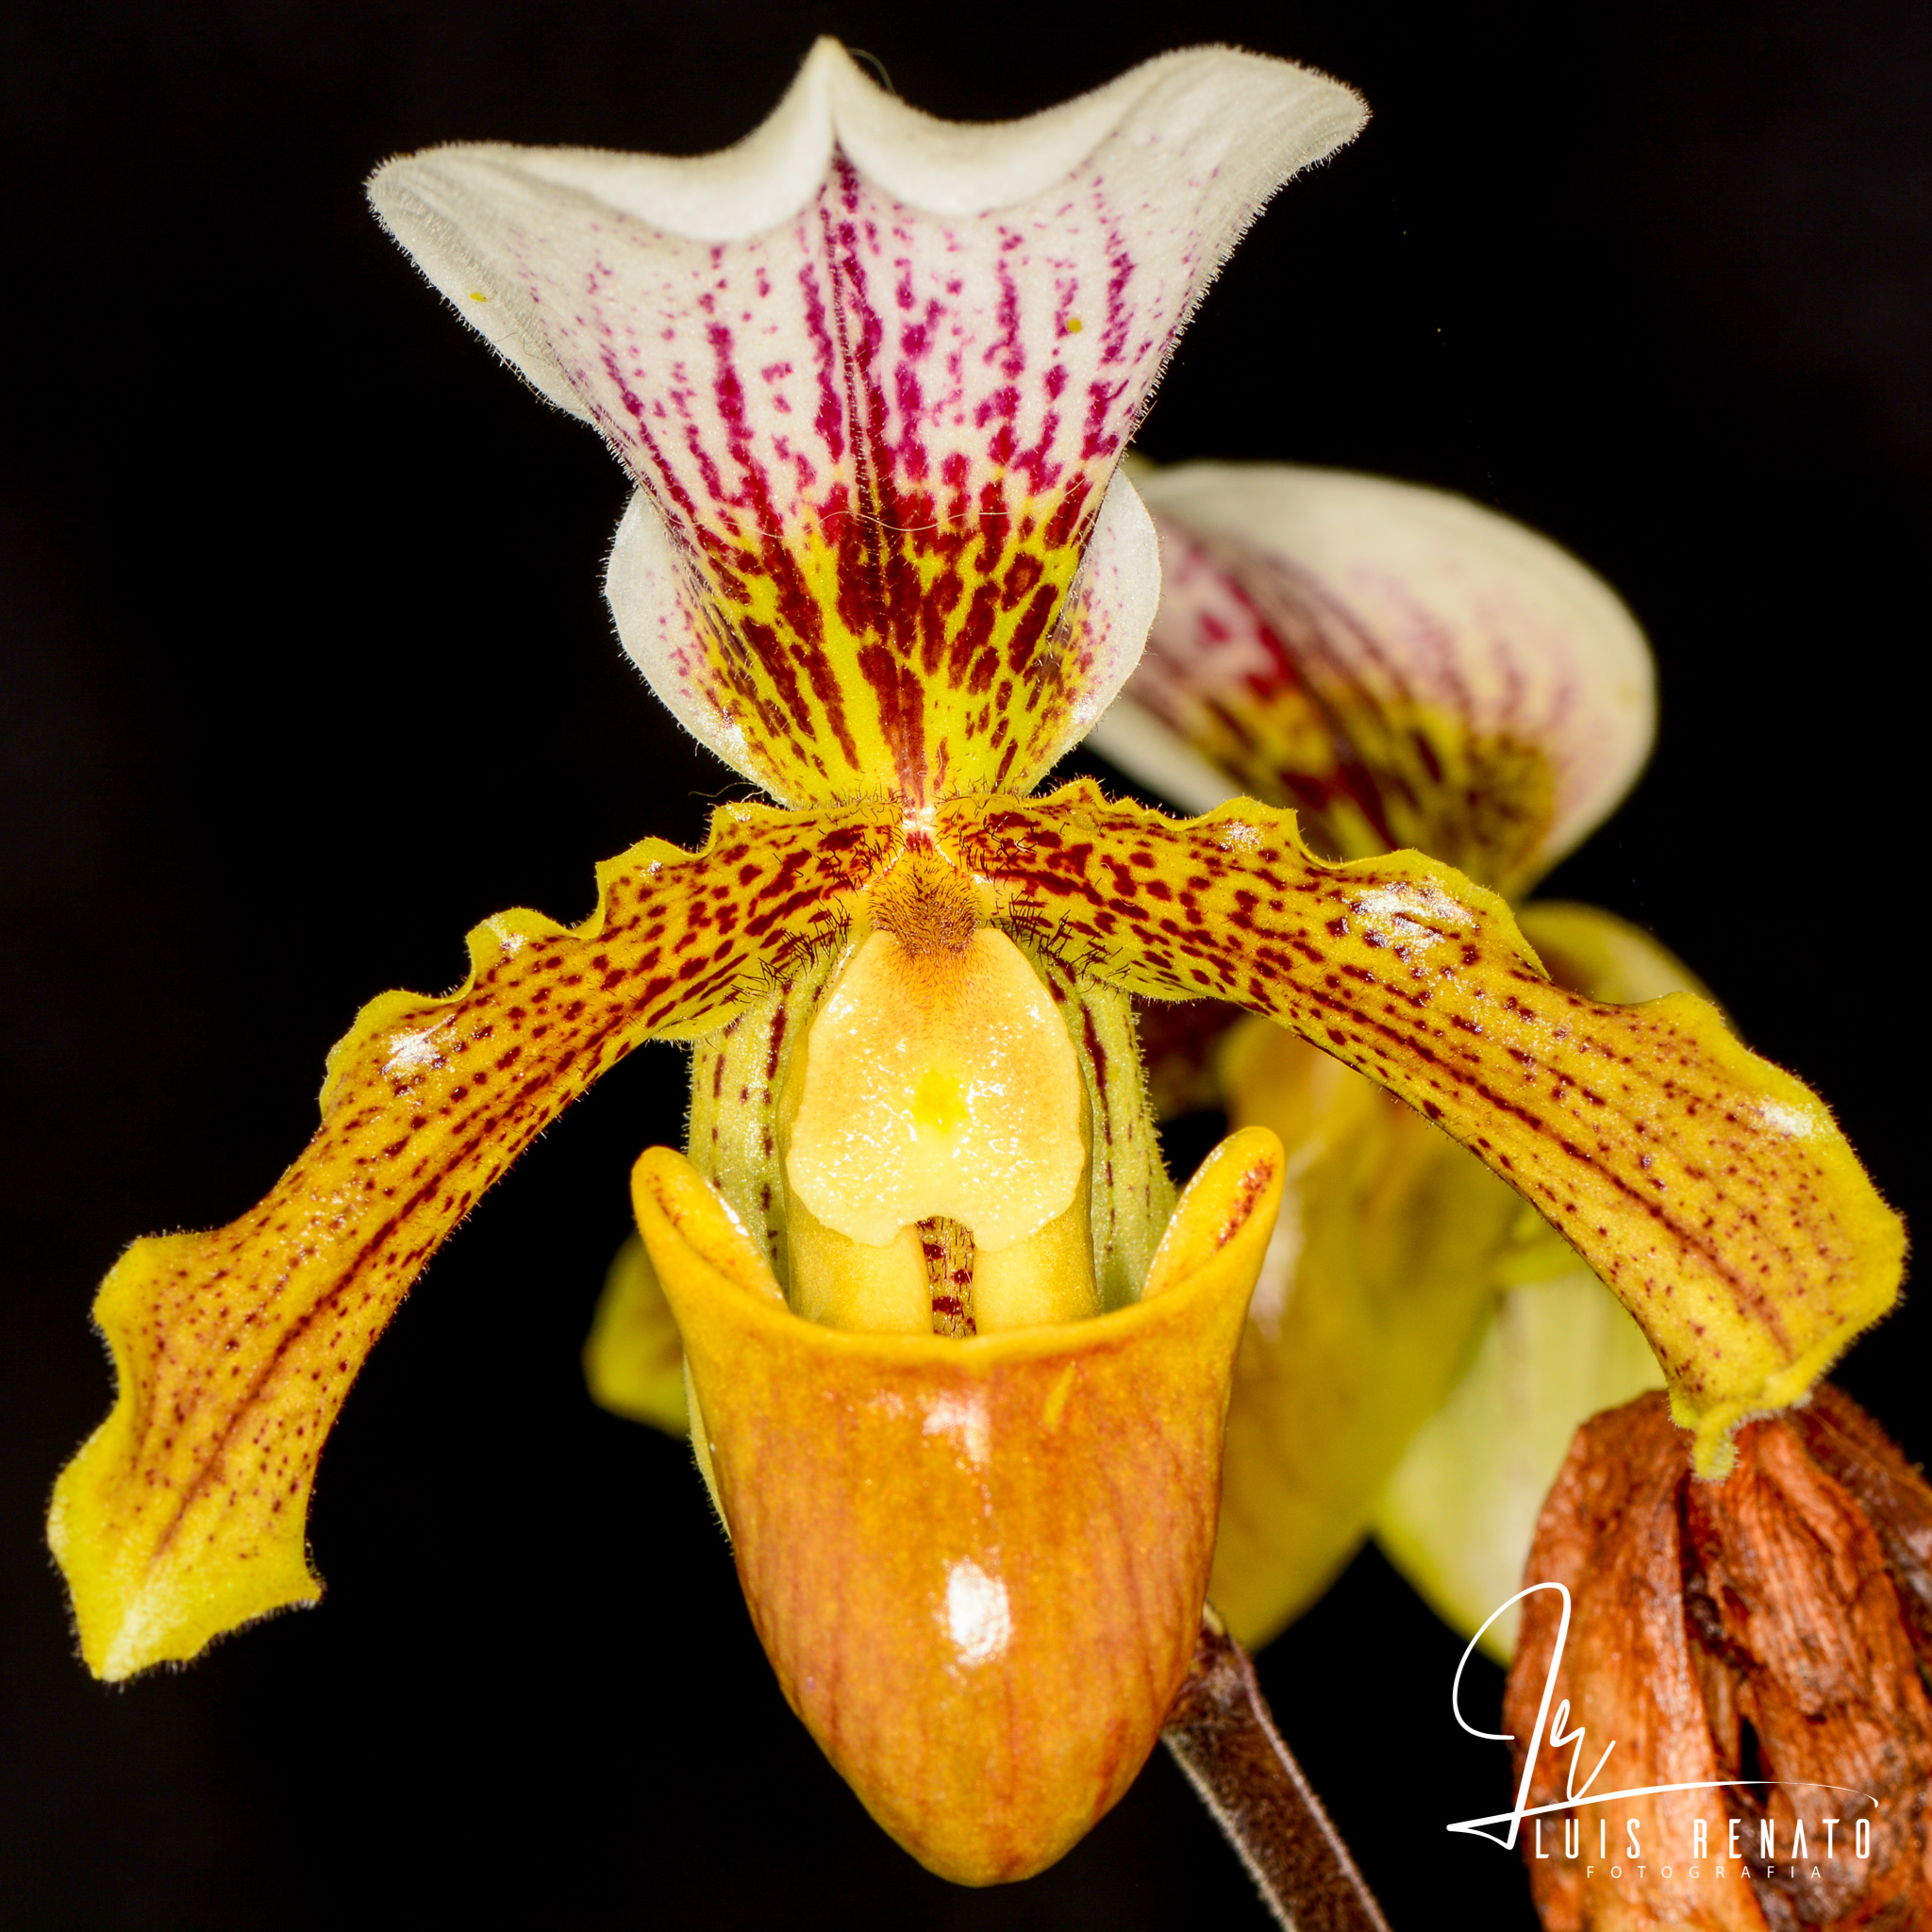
<box><xmin>1</xmin><ymin>2</ymin><xmax>1925</xmax><ymax>1925</ymax></box>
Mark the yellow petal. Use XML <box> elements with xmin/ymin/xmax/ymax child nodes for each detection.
<box><xmin>630</xmin><ymin>1127</ymin><xmax>1283</xmax><ymax>1885</ymax></box>
<box><xmin>583</xmin><ymin>1234</ymin><xmax>690</xmax><ymax>1436</ymax></box>
<box><xmin>1516</xmin><ymin>896</ymin><xmax>1717</xmax><ymax>1008</ymax></box>
<box><xmin>48</xmin><ymin>801</ymin><xmax>894</xmax><ymax>1680</ymax></box>
<box><xmin>939</xmin><ymin>783</ymin><xmax>1905</xmax><ymax>1475</ymax></box>
<box><xmin>1206</xmin><ymin>1022</ymin><xmax>1524</xmax><ymax>1647</ymax></box>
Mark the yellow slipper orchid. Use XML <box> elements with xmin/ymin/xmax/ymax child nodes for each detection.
<box><xmin>47</xmin><ymin>41</ymin><xmax>1900</xmax><ymax>1895</ymax></box>
<box><xmin>1093</xmin><ymin>460</ymin><xmax>1903</xmax><ymax>1657</ymax></box>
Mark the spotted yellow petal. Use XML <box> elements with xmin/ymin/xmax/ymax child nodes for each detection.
<box><xmin>1371</xmin><ymin>900</ymin><xmax>1704</xmax><ymax>1655</ymax></box>
<box><xmin>48</xmin><ymin>801</ymin><xmax>896</xmax><ymax>1680</ymax></box>
<box><xmin>370</xmin><ymin>46</ymin><xmax>1364</xmax><ymax>806</ymax></box>
<box><xmin>1090</xmin><ymin>466</ymin><xmax>1653</xmax><ymax>897</ymax></box>
<box><xmin>938</xmin><ymin>783</ymin><xmax>1904</xmax><ymax>1474</ymax></box>
<box><xmin>1210</xmin><ymin>904</ymin><xmax>1695</xmax><ymax>1647</ymax></box>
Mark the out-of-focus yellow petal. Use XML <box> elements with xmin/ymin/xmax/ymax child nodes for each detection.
<box><xmin>630</xmin><ymin>1127</ymin><xmax>1283</xmax><ymax>1886</ymax></box>
<box><xmin>1206</xmin><ymin>1022</ymin><xmax>1526</xmax><ymax>1646</ymax></box>
<box><xmin>1516</xmin><ymin>897</ymin><xmax>1717</xmax><ymax>1008</ymax></box>
<box><xmin>1091</xmin><ymin>465</ymin><xmax>1654</xmax><ymax>897</ymax></box>
<box><xmin>1376</xmin><ymin>1266</ymin><xmax>1663</xmax><ymax>1662</ymax></box>
<box><xmin>583</xmin><ymin>1234</ymin><xmax>690</xmax><ymax>1436</ymax></box>
<box><xmin>941</xmin><ymin>783</ymin><xmax>1905</xmax><ymax>1475</ymax></box>
<box><xmin>48</xmin><ymin>802</ymin><xmax>895</xmax><ymax>1681</ymax></box>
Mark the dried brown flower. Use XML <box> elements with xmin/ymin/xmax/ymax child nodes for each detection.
<box><xmin>1507</xmin><ymin>1388</ymin><xmax>1932</xmax><ymax>1931</ymax></box>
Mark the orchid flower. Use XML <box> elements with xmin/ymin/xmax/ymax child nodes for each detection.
<box><xmin>47</xmin><ymin>39</ymin><xmax>1903</xmax><ymax>1899</ymax></box>
<box><xmin>1091</xmin><ymin>460</ymin><xmax>1901</xmax><ymax>1661</ymax></box>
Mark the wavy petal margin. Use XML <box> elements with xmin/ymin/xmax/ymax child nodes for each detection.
<box><xmin>49</xmin><ymin>803</ymin><xmax>896</xmax><ymax>1679</ymax></box>
<box><xmin>1091</xmin><ymin>466</ymin><xmax>1654</xmax><ymax>896</ymax></box>
<box><xmin>938</xmin><ymin>782</ymin><xmax>1904</xmax><ymax>1473</ymax></box>
<box><xmin>370</xmin><ymin>46</ymin><xmax>1364</xmax><ymax>806</ymax></box>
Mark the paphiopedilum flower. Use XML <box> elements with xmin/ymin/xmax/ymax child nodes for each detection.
<box><xmin>46</xmin><ymin>39</ymin><xmax>1902</xmax><ymax>1892</ymax></box>
<box><xmin>1090</xmin><ymin>461</ymin><xmax>1904</xmax><ymax>1657</ymax></box>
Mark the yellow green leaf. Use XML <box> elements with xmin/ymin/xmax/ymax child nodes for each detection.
<box><xmin>939</xmin><ymin>783</ymin><xmax>1904</xmax><ymax>1475</ymax></box>
<box><xmin>48</xmin><ymin>801</ymin><xmax>895</xmax><ymax>1680</ymax></box>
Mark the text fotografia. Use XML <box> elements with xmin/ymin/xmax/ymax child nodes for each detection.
<box><xmin>1446</xmin><ymin>1583</ymin><xmax>1881</xmax><ymax>1866</ymax></box>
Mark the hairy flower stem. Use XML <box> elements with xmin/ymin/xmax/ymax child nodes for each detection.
<box><xmin>1164</xmin><ymin>1609</ymin><xmax>1392</xmax><ymax>1932</ymax></box>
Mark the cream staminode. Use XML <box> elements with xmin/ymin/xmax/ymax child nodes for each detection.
<box><xmin>781</xmin><ymin>908</ymin><xmax>1097</xmax><ymax>1336</ymax></box>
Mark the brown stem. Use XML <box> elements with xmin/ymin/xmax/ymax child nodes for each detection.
<box><xmin>1163</xmin><ymin>1607</ymin><xmax>1392</xmax><ymax>1932</ymax></box>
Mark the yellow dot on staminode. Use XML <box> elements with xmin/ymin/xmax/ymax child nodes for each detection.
<box><xmin>1064</xmin><ymin>316</ymin><xmax>1083</xmax><ymax>334</ymax></box>
<box><xmin>786</xmin><ymin>928</ymin><xmax>1084</xmax><ymax>1252</ymax></box>
<box><xmin>912</xmin><ymin>1066</ymin><xmax>969</xmax><ymax>1138</ymax></box>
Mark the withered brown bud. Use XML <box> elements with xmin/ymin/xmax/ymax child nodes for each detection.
<box><xmin>1506</xmin><ymin>1389</ymin><xmax>1932</xmax><ymax>1931</ymax></box>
